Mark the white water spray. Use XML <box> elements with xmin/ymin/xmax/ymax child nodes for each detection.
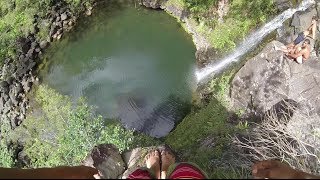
<box><xmin>196</xmin><ymin>0</ymin><xmax>315</xmax><ymax>82</ymax></box>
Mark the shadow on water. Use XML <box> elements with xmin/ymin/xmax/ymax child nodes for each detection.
<box><xmin>117</xmin><ymin>93</ymin><xmax>191</xmax><ymax>138</ymax></box>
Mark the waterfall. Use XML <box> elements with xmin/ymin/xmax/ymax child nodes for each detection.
<box><xmin>196</xmin><ymin>0</ymin><xmax>315</xmax><ymax>83</ymax></box>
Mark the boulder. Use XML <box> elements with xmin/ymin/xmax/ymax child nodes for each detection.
<box><xmin>82</xmin><ymin>144</ymin><xmax>125</xmax><ymax>179</ymax></box>
<box><xmin>291</xmin><ymin>8</ymin><xmax>317</xmax><ymax>34</ymax></box>
<box><xmin>2</xmin><ymin>93</ymin><xmax>9</xmax><ymax>102</ymax></box>
<box><xmin>60</xmin><ymin>13</ymin><xmax>68</xmax><ymax>21</ymax></box>
<box><xmin>165</xmin><ymin>2</ymin><xmax>189</xmax><ymax>21</ymax></box>
<box><xmin>141</xmin><ymin>0</ymin><xmax>168</xmax><ymax>9</ymax></box>
<box><xmin>121</xmin><ymin>147</ymin><xmax>155</xmax><ymax>179</ymax></box>
<box><xmin>9</xmin><ymin>89</ymin><xmax>18</xmax><ymax>107</ymax></box>
<box><xmin>231</xmin><ymin>41</ymin><xmax>320</xmax><ymax>116</ymax></box>
<box><xmin>26</xmin><ymin>48</ymin><xmax>35</xmax><ymax>58</ymax></box>
<box><xmin>274</xmin><ymin>0</ymin><xmax>293</xmax><ymax>11</ymax></box>
<box><xmin>31</xmin><ymin>42</ymin><xmax>38</xmax><ymax>49</ymax></box>
<box><xmin>0</xmin><ymin>97</ymin><xmax>5</xmax><ymax>111</ymax></box>
<box><xmin>39</xmin><ymin>41</ymin><xmax>48</xmax><ymax>49</ymax></box>
<box><xmin>55</xmin><ymin>16</ymin><xmax>61</xmax><ymax>22</ymax></box>
<box><xmin>0</xmin><ymin>81</ymin><xmax>9</xmax><ymax>93</ymax></box>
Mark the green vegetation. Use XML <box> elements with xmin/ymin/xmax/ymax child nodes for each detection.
<box><xmin>165</xmin><ymin>96</ymin><xmax>247</xmax><ymax>178</ymax></box>
<box><xmin>0</xmin><ymin>0</ymin><xmax>93</xmax><ymax>62</ymax></box>
<box><xmin>0</xmin><ymin>121</ymin><xmax>15</xmax><ymax>167</ymax></box>
<box><xmin>165</xmin><ymin>69</ymin><xmax>250</xmax><ymax>178</ymax></box>
<box><xmin>208</xmin><ymin>69</ymin><xmax>236</xmax><ymax>106</ymax></box>
<box><xmin>167</xmin><ymin>0</ymin><xmax>276</xmax><ymax>52</ymax></box>
<box><xmin>8</xmin><ymin>85</ymin><xmax>159</xmax><ymax>168</ymax></box>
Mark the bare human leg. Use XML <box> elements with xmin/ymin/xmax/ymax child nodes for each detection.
<box><xmin>145</xmin><ymin>150</ymin><xmax>161</xmax><ymax>179</ymax></box>
<box><xmin>160</xmin><ymin>149</ymin><xmax>176</xmax><ymax>179</ymax></box>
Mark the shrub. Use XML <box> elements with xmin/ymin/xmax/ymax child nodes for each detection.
<box><xmin>0</xmin><ymin>120</ymin><xmax>15</xmax><ymax>167</ymax></box>
<box><xmin>18</xmin><ymin>85</ymin><xmax>155</xmax><ymax>168</ymax></box>
<box><xmin>234</xmin><ymin>101</ymin><xmax>320</xmax><ymax>174</ymax></box>
<box><xmin>174</xmin><ymin>0</ymin><xmax>276</xmax><ymax>53</ymax></box>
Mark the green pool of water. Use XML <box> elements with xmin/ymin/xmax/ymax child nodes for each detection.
<box><xmin>40</xmin><ymin>2</ymin><xmax>196</xmax><ymax>137</ymax></box>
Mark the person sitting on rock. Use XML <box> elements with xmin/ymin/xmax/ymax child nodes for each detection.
<box><xmin>127</xmin><ymin>146</ymin><xmax>208</xmax><ymax>179</ymax></box>
<box><xmin>286</xmin><ymin>16</ymin><xmax>318</xmax><ymax>51</ymax></box>
<box><xmin>275</xmin><ymin>39</ymin><xmax>311</xmax><ymax>64</ymax></box>
<box><xmin>275</xmin><ymin>16</ymin><xmax>317</xmax><ymax>55</ymax></box>
<box><xmin>286</xmin><ymin>39</ymin><xmax>311</xmax><ymax>64</ymax></box>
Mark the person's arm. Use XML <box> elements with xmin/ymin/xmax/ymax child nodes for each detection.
<box><xmin>252</xmin><ymin>160</ymin><xmax>320</xmax><ymax>179</ymax></box>
<box><xmin>287</xmin><ymin>50</ymin><xmax>304</xmax><ymax>59</ymax></box>
<box><xmin>307</xmin><ymin>20</ymin><xmax>317</xmax><ymax>39</ymax></box>
<box><xmin>0</xmin><ymin>165</ymin><xmax>99</xmax><ymax>179</ymax></box>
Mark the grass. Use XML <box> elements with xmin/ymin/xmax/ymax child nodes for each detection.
<box><xmin>0</xmin><ymin>0</ymin><xmax>94</xmax><ymax>63</ymax></box>
<box><xmin>165</xmin><ymin>68</ymin><xmax>252</xmax><ymax>178</ymax></box>
<box><xmin>0</xmin><ymin>120</ymin><xmax>15</xmax><ymax>167</ymax></box>
<box><xmin>166</xmin><ymin>0</ymin><xmax>277</xmax><ymax>54</ymax></box>
<box><xmin>165</xmin><ymin>96</ymin><xmax>245</xmax><ymax>178</ymax></box>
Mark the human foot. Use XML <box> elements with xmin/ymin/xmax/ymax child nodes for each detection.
<box><xmin>145</xmin><ymin>150</ymin><xmax>161</xmax><ymax>179</ymax></box>
<box><xmin>160</xmin><ymin>148</ymin><xmax>176</xmax><ymax>179</ymax></box>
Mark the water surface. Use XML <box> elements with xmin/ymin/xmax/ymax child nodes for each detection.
<box><xmin>40</xmin><ymin>2</ymin><xmax>196</xmax><ymax>137</ymax></box>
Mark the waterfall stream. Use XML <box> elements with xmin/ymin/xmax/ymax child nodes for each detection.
<box><xmin>196</xmin><ymin>0</ymin><xmax>315</xmax><ymax>82</ymax></box>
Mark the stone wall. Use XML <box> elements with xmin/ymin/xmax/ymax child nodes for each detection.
<box><xmin>0</xmin><ymin>0</ymin><xmax>93</xmax><ymax>130</ymax></box>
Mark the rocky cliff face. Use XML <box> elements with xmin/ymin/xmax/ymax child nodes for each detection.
<box><xmin>231</xmin><ymin>40</ymin><xmax>320</xmax><ymax>117</ymax></box>
<box><xmin>0</xmin><ymin>1</ymin><xmax>93</xmax><ymax>130</ymax></box>
<box><xmin>139</xmin><ymin>0</ymin><xmax>214</xmax><ymax>67</ymax></box>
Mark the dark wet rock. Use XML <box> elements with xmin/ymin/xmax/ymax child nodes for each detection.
<box><xmin>142</xmin><ymin>1</ymin><xmax>210</xmax><ymax>66</ymax></box>
<box><xmin>21</xmin><ymin>78</ymin><xmax>32</xmax><ymax>93</ymax></box>
<box><xmin>165</xmin><ymin>2</ymin><xmax>189</xmax><ymax>20</ymax></box>
<box><xmin>50</xmin><ymin>25</ymin><xmax>58</xmax><ymax>36</ymax></box>
<box><xmin>61</xmin><ymin>13</ymin><xmax>68</xmax><ymax>21</ymax></box>
<box><xmin>231</xmin><ymin>41</ymin><xmax>320</xmax><ymax>116</ymax></box>
<box><xmin>35</xmin><ymin>48</ymin><xmax>41</xmax><ymax>53</ymax></box>
<box><xmin>195</xmin><ymin>48</ymin><xmax>218</xmax><ymax>68</ymax></box>
<box><xmin>140</xmin><ymin>0</ymin><xmax>167</xmax><ymax>9</ymax></box>
<box><xmin>56</xmin><ymin>21</ymin><xmax>63</xmax><ymax>28</ymax></box>
<box><xmin>19</xmin><ymin>54</ymin><xmax>25</xmax><ymax>61</ymax></box>
<box><xmin>31</xmin><ymin>42</ymin><xmax>38</xmax><ymax>49</ymax></box>
<box><xmin>16</xmin><ymin>38</ymin><xmax>31</xmax><ymax>54</ymax></box>
<box><xmin>17</xmin><ymin>151</ymin><xmax>31</xmax><ymax>167</ymax></box>
<box><xmin>9</xmin><ymin>89</ymin><xmax>18</xmax><ymax>106</ymax></box>
<box><xmin>0</xmin><ymin>0</ymin><xmax>84</xmax><ymax>130</ymax></box>
<box><xmin>7</xmin><ymin>77</ymin><xmax>15</xmax><ymax>85</ymax></box>
<box><xmin>82</xmin><ymin>144</ymin><xmax>125</xmax><ymax>179</ymax></box>
<box><xmin>56</xmin><ymin>28</ymin><xmax>63</xmax><ymax>35</ymax></box>
<box><xmin>68</xmin><ymin>20</ymin><xmax>74</xmax><ymax>26</ymax></box>
<box><xmin>2</xmin><ymin>93</ymin><xmax>9</xmax><ymax>102</ymax></box>
<box><xmin>26</xmin><ymin>48</ymin><xmax>35</xmax><ymax>58</ymax></box>
<box><xmin>274</xmin><ymin>0</ymin><xmax>293</xmax><ymax>11</ymax></box>
<box><xmin>0</xmin><ymin>81</ymin><xmax>9</xmax><ymax>89</ymax></box>
<box><xmin>4</xmin><ymin>99</ymin><xmax>13</xmax><ymax>110</ymax></box>
<box><xmin>0</xmin><ymin>97</ymin><xmax>5</xmax><ymax>111</ymax></box>
<box><xmin>39</xmin><ymin>40</ymin><xmax>48</xmax><ymax>49</ymax></box>
<box><xmin>56</xmin><ymin>16</ymin><xmax>61</xmax><ymax>22</ymax></box>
